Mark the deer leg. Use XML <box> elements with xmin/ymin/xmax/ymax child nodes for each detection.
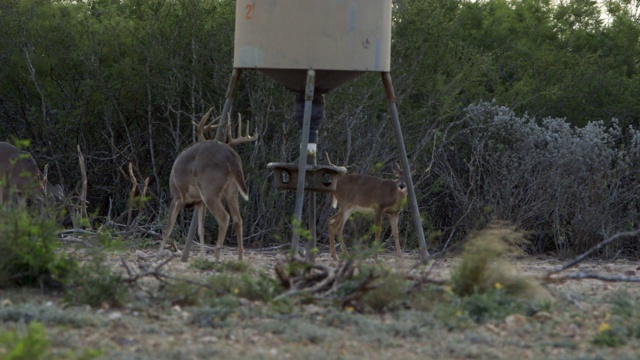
<box><xmin>196</xmin><ymin>203</ymin><xmax>207</xmax><ymax>258</ymax></box>
<box><xmin>337</xmin><ymin>209</ymin><xmax>353</xmax><ymax>258</ymax></box>
<box><xmin>372</xmin><ymin>210</ymin><xmax>384</xmax><ymax>259</ymax></box>
<box><xmin>328</xmin><ymin>211</ymin><xmax>341</xmax><ymax>261</ymax></box>
<box><xmin>204</xmin><ymin>198</ymin><xmax>229</xmax><ymax>261</ymax></box>
<box><xmin>388</xmin><ymin>213</ymin><xmax>404</xmax><ymax>259</ymax></box>
<box><xmin>158</xmin><ymin>200</ymin><xmax>181</xmax><ymax>257</ymax></box>
<box><xmin>227</xmin><ymin>194</ymin><xmax>244</xmax><ymax>261</ymax></box>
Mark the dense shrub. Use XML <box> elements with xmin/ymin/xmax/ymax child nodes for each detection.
<box><xmin>62</xmin><ymin>253</ymin><xmax>129</xmax><ymax>308</ymax></box>
<box><xmin>0</xmin><ymin>206</ymin><xmax>76</xmax><ymax>289</ymax></box>
<box><xmin>430</xmin><ymin>102</ymin><xmax>640</xmax><ymax>256</ymax></box>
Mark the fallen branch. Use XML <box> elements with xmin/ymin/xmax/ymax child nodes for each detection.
<box><xmin>121</xmin><ymin>254</ymin><xmax>176</xmax><ymax>285</ymax></box>
<box><xmin>556</xmin><ymin>272</ymin><xmax>640</xmax><ymax>283</ymax></box>
<box><xmin>546</xmin><ymin>228</ymin><xmax>640</xmax><ymax>277</ymax></box>
<box><xmin>273</xmin><ymin>259</ymin><xmax>357</xmax><ymax>301</ymax></box>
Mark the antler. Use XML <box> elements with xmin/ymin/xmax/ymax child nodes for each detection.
<box><xmin>227</xmin><ymin>113</ymin><xmax>259</xmax><ymax>146</ymax></box>
<box><xmin>192</xmin><ymin>110</ymin><xmax>257</xmax><ymax>145</ymax></box>
<box><xmin>194</xmin><ymin>107</ymin><xmax>219</xmax><ymax>142</ymax></box>
<box><xmin>325</xmin><ymin>152</ymin><xmax>336</xmax><ymax>167</ymax></box>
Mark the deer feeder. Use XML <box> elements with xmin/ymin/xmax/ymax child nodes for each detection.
<box><xmin>214</xmin><ymin>0</ymin><xmax>428</xmax><ymax>261</ymax></box>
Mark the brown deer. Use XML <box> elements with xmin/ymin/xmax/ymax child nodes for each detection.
<box><xmin>328</xmin><ymin>161</ymin><xmax>408</xmax><ymax>260</ymax></box>
<box><xmin>157</xmin><ymin>110</ymin><xmax>257</xmax><ymax>261</ymax></box>
<box><xmin>0</xmin><ymin>141</ymin><xmax>64</xmax><ymax>207</ymax></box>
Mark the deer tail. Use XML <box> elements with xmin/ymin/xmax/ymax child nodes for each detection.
<box><xmin>232</xmin><ymin>165</ymin><xmax>249</xmax><ymax>201</ymax></box>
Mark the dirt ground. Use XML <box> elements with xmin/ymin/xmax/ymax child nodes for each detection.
<box><xmin>2</xmin><ymin>246</ymin><xmax>640</xmax><ymax>360</ymax></box>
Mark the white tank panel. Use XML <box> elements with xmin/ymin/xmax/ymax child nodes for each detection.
<box><xmin>234</xmin><ymin>0</ymin><xmax>392</xmax><ymax>72</ymax></box>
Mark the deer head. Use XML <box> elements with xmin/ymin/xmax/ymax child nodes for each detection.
<box><xmin>158</xmin><ymin>109</ymin><xmax>258</xmax><ymax>261</ymax></box>
<box><xmin>0</xmin><ymin>141</ymin><xmax>64</xmax><ymax>207</ymax></box>
<box><xmin>327</xmin><ymin>161</ymin><xmax>408</xmax><ymax>260</ymax></box>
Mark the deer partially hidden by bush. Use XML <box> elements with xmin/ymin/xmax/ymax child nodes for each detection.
<box><xmin>157</xmin><ymin>109</ymin><xmax>257</xmax><ymax>261</ymax></box>
<box><xmin>328</xmin><ymin>161</ymin><xmax>409</xmax><ymax>260</ymax></box>
<box><xmin>0</xmin><ymin>141</ymin><xmax>64</xmax><ymax>207</ymax></box>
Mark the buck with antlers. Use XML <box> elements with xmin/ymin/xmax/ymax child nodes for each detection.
<box><xmin>0</xmin><ymin>141</ymin><xmax>64</xmax><ymax>207</ymax></box>
<box><xmin>157</xmin><ymin>109</ymin><xmax>257</xmax><ymax>261</ymax></box>
<box><xmin>328</xmin><ymin>161</ymin><xmax>408</xmax><ymax>260</ymax></box>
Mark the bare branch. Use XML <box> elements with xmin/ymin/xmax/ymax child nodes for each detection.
<box><xmin>77</xmin><ymin>144</ymin><xmax>89</xmax><ymax>223</ymax></box>
<box><xmin>547</xmin><ymin>228</ymin><xmax>640</xmax><ymax>276</ymax></box>
<box><xmin>556</xmin><ymin>272</ymin><xmax>640</xmax><ymax>283</ymax></box>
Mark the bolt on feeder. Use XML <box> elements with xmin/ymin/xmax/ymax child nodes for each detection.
<box><xmin>215</xmin><ymin>0</ymin><xmax>428</xmax><ymax>261</ymax></box>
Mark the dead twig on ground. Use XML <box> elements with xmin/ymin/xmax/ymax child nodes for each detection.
<box><xmin>121</xmin><ymin>255</ymin><xmax>176</xmax><ymax>285</ymax></box>
<box><xmin>545</xmin><ymin>228</ymin><xmax>640</xmax><ymax>283</ymax></box>
<box><xmin>559</xmin><ymin>272</ymin><xmax>640</xmax><ymax>283</ymax></box>
<box><xmin>548</xmin><ymin>228</ymin><xmax>640</xmax><ymax>276</ymax></box>
<box><xmin>274</xmin><ymin>258</ymin><xmax>359</xmax><ymax>302</ymax></box>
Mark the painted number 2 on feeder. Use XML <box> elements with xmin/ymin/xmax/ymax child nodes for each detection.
<box><xmin>246</xmin><ymin>4</ymin><xmax>254</xmax><ymax>20</ymax></box>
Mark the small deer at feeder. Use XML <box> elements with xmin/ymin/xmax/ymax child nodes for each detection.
<box><xmin>328</xmin><ymin>161</ymin><xmax>408</xmax><ymax>260</ymax></box>
<box><xmin>157</xmin><ymin>109</ymin><xmax>257</xmax><ymax>260</ymax></box>
<box><xmin>0</xmin><ymin>141</ymin><xmax>64</xmax><ymax>207</ymax></box>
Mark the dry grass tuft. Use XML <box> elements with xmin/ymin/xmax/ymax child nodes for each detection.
<box><xmin>451</xmin><ymin>220</ymin><xmax>550</xmax><ymax>300</ymax></box>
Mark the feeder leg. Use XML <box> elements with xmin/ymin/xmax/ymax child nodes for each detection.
<box><xmin>381</xmin><ymin>72</ymin><xmax>429</xmax><ymax>261</ymax></box>
<box><xmin>306</xmin><ymin>149</ymin><xmax>317</xmax><ymax>263</ymax></box>
<box><xmin>291</xmin><ymin>70</ymin><xmax>315</xmax><ymax>257</ymax></box>
<box><xmin>215</xmin><ymin>68</ymin><xmax>243</xmax><ymax>142</ymax></box>
<box><xmin>181</xmin><ymin>69</ymin><xmax>243</xmax><ymax>262</ymax></box>
<box><xmin>180</xmin><ymin>209</ymin><xmax>198</xmax><ymax>262</ymax></box>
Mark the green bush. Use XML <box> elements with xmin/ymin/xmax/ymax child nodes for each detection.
<box><xmin>450</xmin><ymin>221</ymin><xmax>548</xmax><ymax>301</ymax></box>
<box><xmin>163</xmin><ymin>281</ymin><xmax>203</xmax><ymax>307</ymax></box>
<box><xmin>458</xmin><ymin>288</ymin><xmax>527</xmax><ymax>324</ymax></box>
<box><xmin>0</xmin><ymin>321</ymin><xmax>102</xmax><ymax>360</ymax></box>
<box><xmin>0</xmin><ymin>322</ymin><xmax>49</xmax><ymax>360</ymax></box>
<box><xmin>205</xmin><ymin>272</ymin><xmax>281</xmax><ymax>303</ymax></box>
<box><xmin>62</xmin><ymin>254</ymin><xmax>128</xmax><ymax>308</ymax></box>
<box><xmin>188</xmin><ymin>295</ymin><xmax>240</xmax><ymax>328</ymax></box>
<box><xmin>361</xmin><ymin>271</ymin><xmax>409</xmax><ymax>312</ymax></box>
<box><xmin>0</xmin><ymin>206</ymin><xmax>76</xmax><ymax>289</ymax></box>
<box><xmin>591</xmin><ymin>290</ymin><xmax>640</xmax><ymax>347</ymax></box>
<box><xmin>592</xmin><ymin>323</ymin><xmax>628</xmax><ymax>348</ymax></box>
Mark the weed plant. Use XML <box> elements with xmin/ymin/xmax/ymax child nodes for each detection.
<box><xmin>592</xmin><ymin>290</ymin><xmax>640</xmax><ymax>347</ymax></box>
<box><xmin>0</xmin><ymin>205</ymin><xmax>76</xmax><ymax>289</ymax></box>
<box><xmin>451</xmin><ymin>221</ymin><xmax>547</xmax><ymax>299</ymax></box>
<box><xmin>62</xmin><ymin>252</ymin><xmax>128</xmax><ymax>308</ymax></box>
<box><xmin>0</xmin><ymin>321</ymin><xmax>102</xmax><ymax>359</ymax></box>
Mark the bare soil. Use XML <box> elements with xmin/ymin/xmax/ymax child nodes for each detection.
<box><xmin>2</xmin><ymin>247</ymin><xmax>640</xmax><ymax>360</ymax></box>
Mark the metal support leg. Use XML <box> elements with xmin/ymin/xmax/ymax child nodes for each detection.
<box><xmin>306</xmin><ymin>150</ymin><xmax>317</xmax><ymax>262</ymax></box>
<box><xmin>182</xmin><ymin>69</ymin><xmax>242</xmax><ymax>262</ymax></box>
<box><xmin>291</xmin><ymin>70</ymin><xmax>315</xmax><ymax>257</ymax></box>
<box><xmin>381</xmin><ymin>72</ymin><xmax>429</xmax><ymax>260</ymax></box>
<box><xmin>216</xmin><ymin>68</ymin><xmax>243</xmax><ymax>141</ymax></box>
<box><xmin>180</xmin><ymin>210</ymin><xmax>198</xmax><ymax>262</ymax></box>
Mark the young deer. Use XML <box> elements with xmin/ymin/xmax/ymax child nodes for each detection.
<box><xmin>157</xmin><ymin>110</ymin><xmax>257</xmax><ymax>260</ymax></box>
<box><xmin>0</xmin><ymin>141</ymin><xmax>64</xmax><ymax>206</ymax></box>
<box><xmin>328</xmin><ymin>162</ymin><xmax>408</xmax><ymax>260</ymax></box>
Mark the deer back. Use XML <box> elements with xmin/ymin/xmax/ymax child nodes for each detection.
<box><xmin>169</xmin><ymin>140</ymin><xmax>248</xmax><ymax>206</ymax></box>
<box><xmin>332</xmin><ymin>173</ymin><xmax>407</xmax><ymax>213</ymax></box>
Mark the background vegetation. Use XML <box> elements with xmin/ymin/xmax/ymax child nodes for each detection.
<box><xmin>1</xmin><ymin>0</ymin><xmax>640</xmax><ymax>256</ymax></box>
